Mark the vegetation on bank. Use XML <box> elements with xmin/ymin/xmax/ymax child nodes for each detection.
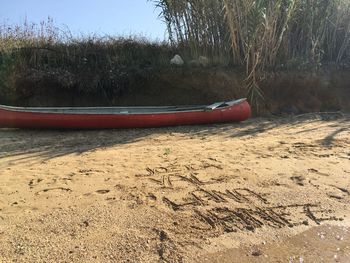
<box><xmin>0</xmin><ymin>0</ymin><xmax>349</xmax><ymax>108</ymax></box>
<box><xmin>0</xmin><ymin>18</ymin><xmax>179</xmax><ymax>105</ymax></box>
<box><xmin>155</xmin><ymin>0</ymin><xmax>350</xmax><ymax>105</ymax></box>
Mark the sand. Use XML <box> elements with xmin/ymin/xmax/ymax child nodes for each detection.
<box><xmin>0</xmin><ymin>114</ymin><xmax>349</xmax><ymax>262</ymax></box>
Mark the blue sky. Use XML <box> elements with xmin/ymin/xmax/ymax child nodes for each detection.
<box><xmin>0</xmin><ymin>0</ymin><xmax>166</xmax><ymax>40</ymax></box>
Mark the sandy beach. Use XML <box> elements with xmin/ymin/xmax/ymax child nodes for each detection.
<box><xmin>0</xmin><ymin>114</ymin><xmax>349</xmax><ymax>262</ymax></box>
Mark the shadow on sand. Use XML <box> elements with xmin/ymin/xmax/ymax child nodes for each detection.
<box><xmin>0</xmin><ymin>113</ymin><xmax>349</xmax><ymax>164</ymax></box>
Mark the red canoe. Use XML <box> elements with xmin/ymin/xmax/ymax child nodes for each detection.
<box><xmin>0</xmin><ymin>98</ymin><xmax>251</xmax><ymax>129</ymax></box>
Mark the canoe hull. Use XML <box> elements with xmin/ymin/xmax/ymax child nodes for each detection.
<box><xmin>0</xmin><ymin>100</ymin><xmax>251</xmax><ymax>129</ymax></box>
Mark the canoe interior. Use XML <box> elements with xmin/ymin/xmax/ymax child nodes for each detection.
<box><xmin>0</xmin><ymin>99</ymin><xmax>246</xmax><ymax>115</ymax></box>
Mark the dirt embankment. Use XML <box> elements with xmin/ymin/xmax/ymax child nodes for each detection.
<box><xmin>13</xmin><ymin>68</ymin><xmax>350</xmax><ymax>115</ymax></box>
<box><xmin>0</xmin><ymin>114</ymin><xmax>349</xmax><ymax>262</ymax></box>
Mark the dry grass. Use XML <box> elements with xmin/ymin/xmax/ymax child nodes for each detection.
<box><xmin>0</xmin><ymin>18</ymin><xmax>178</xmax><ymax>104</ymax></box>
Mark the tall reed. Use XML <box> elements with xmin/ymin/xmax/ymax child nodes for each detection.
<box><xmin>154</xmin><ymin>0</ymin><xmax>350</xmax><ymax>107</ymax></box>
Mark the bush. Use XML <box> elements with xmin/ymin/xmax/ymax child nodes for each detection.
<box><xmin>0</xmin><ymin>19</ymin><xmax>181</xmax><ymax>104</ymax></box>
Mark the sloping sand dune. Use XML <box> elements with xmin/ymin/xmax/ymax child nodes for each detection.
<box><xmin>0</xmin><ymin>114</ymin><xmax>349</xmax><ymax>262</ymax></box>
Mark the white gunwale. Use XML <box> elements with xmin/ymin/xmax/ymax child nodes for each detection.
<box><xmin>0</xmin><ymin>98</ymin><xmax>246</xmax><ymax>115</ymax></box>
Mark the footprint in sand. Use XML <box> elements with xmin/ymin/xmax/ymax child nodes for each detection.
<box><xmin>290</xmin><ymin>175</ymin><xmax>306</xmax><ymax>186</ymax></box>
<box><xmin>147</xmin><ymin>193</ymin><xmax>157</xmax><ymax>200</ymax></box>
<box><xmin>35</xmin><ymin>187</ymin><xmax>72</xmax><ymax>195</ymax></box>
<box><xmin>28</xmin><ymin>178</ymin><xmax>43</xmax><ymax>188</ymax></box>
<box><xmin>95</xmin><ymin>189</ymin><xmax>110</xmax><ymax>194</ymax></box>
<box><xmin>326</xmin><ymin>185</ymin><xmax>349</xmax><ymax>201</ymax></box>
